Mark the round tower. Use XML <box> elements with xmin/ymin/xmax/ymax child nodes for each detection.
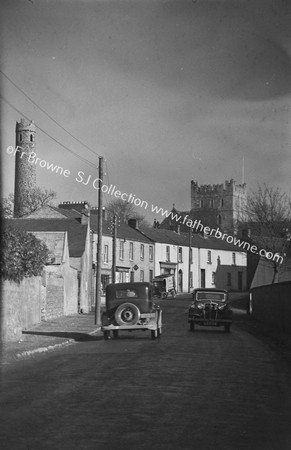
<box><xmin>14</xmin><ymin>118</ymin><xmax>36</xmax><ymax>217</ymax></box>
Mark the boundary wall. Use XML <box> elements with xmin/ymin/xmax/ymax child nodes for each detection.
<box><xmin>250</xmin><ymin>281</ymin><xmax>291</xmax><ymax>334</ymax></box>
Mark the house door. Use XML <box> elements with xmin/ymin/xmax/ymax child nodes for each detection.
<box><xmin>201</xmin><ymin>269</ymin><xmax>205</xmax><ymax>288</ymax></box>
<box><xmin>238</xmin><ymin>271</ymin><xmax>243</xmax><ymax>291</ymax></box>
<box><xmin>178</xmin><ymin>269</ymin><xmax>183</xmax><ymax>292</ymax></box>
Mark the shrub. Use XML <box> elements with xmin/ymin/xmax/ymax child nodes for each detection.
<box><xmin>1</xmin><ymin>225</ymin><xmax>49</xmax><ymax>282</ymax></box>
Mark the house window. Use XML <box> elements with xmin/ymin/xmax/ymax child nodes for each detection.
<box><xmin>227</xmin><ymin>272</ymin><xmax>231</xmax><ymax>286</ymax></box>
<box><xmin>129</xmin><ymin>242</ymin><xmax>134</xmax><ymax>261</ymax></box>
<box><xmin>220</xmin><ymin>199</ymin><xmax>224</xmax><ymax>208</ymax></box>
<box><xmin>140</xmin><ymin>244</ymin><xmax>144</xmax><ymax>260</ymax></box>
<box><xmin>217</xmin><ymin>214</ymin><xmax>222</xmax><ymax>226</ymax></box>
<box><xmin>140</xmin><ymin>270</ymin><xmax>144</xmax><ymax>282</ymax></box>
<box><xmin>232</xmin><ymin>252</ymin><xmax>236</xmax><ymax>265</ymax></box>
<box><xmin>149</xmin><ymin>269</ymin><xmax>153</xmax><ymax>282</ymax></box>
<box><xmin>103</xmin><ymin>244</ymin><xmax>109</xmax><ymax>263</ymax></box>
<box><xmin>30</xmin><ymin>134</ymin><xmax>34</xmax><ymax>142</ymax></box>
<box><xmin>212</xmin><ymin>272</ymin><xmax>216</xmax><ymax>285</ymax></box>
<box><xmin>207</xmin><ymin>250</ymin><xmax>212</xmax><ymax>264</ymax></box>
<box><xmin>210</xmin><ymin>199</ymin><xmax>214</xmax><ymax>208</ymax></box>
<box><xmin>178</xmin><ymin>247</ymin><xmax>182</xmax><ymax>262</ymax></box>
<box><xmin>119</xmin><ymin>241</ymin><xmax>124</xmax><ymax>260</ymax></box>
<box><xmin>199</xmin><ymin>199</ymin><xmax>204</xmax><ymax>208</ymax></box>
<box><xmin>166</xmin><ymin>246</ymin><xmax>170</xmax><ymax>262</ymax></box>
<box><xmin>149</xmin><ymin>245</ymin><xmax>153</xmax><ymax>261</ymax></box>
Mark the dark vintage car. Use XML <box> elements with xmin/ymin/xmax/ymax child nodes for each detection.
<box><xmin>101</xmin><ymin>282</ymin><xmax>162</xmax><ymax>340</ymax></box>
<box><xmin>188</xmin><ymin>288</ymin><xmax>232</xmax><ymax>332</ymax></box>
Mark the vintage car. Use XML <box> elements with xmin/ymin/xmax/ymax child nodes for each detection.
<box><xmin>152</xmin><ymin>274</ymin><xmax>176</xmax><ymax>299</ymax></box>
<box><xmin>101</xmin><ymin>282</ymin><xmax>162</xmax><ymax>340</ymax></box>
<box><xmin>188</xmin><ymin>288</ymin><xmax>232</xmax><ymax>332</ymax></box>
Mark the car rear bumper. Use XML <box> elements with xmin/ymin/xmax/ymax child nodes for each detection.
<box><xmin>102</xmin><ymin>312</ymin><xmax>161</xmax><ymax>331</ymax></box>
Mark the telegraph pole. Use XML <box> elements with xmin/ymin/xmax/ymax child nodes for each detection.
<box><xmin>112</xmin><ymin>214</ymin><xmax>117</xmax><ymax>283</ymax></box>
<box><xmin>95</xmin><ymin>156</ymin><xmax>103</xmax><ymax>325</ymax></box>
<box><xmin>188</xmin><ymin>226</ymin><xmax>192</xmax><ymax>293</ymax></box>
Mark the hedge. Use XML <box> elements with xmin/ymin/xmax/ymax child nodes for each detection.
<box><xmin>1</xmin><ymin>225</ymin><xmax>49</xmax><ymax>282</ymax></box>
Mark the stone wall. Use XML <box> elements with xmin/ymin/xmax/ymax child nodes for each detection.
<box><xmin>1</xmin><ymin>265</ymin><xmax>78</xmax><ymax>342</ymax></box>
<box><xmin>1</xmin><ymin>276</ymin><xmax>42</xmax><ymax>342</ymax></box>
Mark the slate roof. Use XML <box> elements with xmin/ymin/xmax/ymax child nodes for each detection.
<box><xmin>90</xmin><ymin>215</ymin><xmax>154</xmax><ymax>244</ymax></box>
<box><xmin>140</xmin><ymin>227</ymin><xmax>247</xmax><ymax>253</ymax></box>
<box><xmin>25</xmin><ymin>205</ymin><xmax>82</xmax><ymax>221</ymax></box>
<box><xmin>5</xmin><ymin>218</ymin><xmax>87</xmax><ymax>258</ymax></box>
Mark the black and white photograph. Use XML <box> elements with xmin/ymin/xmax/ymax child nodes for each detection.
<box><xmin>1</xmin><ymin>0</ymin><xmax>291</xmax><ymax>449</ymax></box>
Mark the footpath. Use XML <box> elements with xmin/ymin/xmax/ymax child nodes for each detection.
<box><xmin>1</xmin><ymin>312</ymin><xmax>103</xmax><ymax>365</ymax></box>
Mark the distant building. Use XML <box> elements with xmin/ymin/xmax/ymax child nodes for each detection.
<box><xmin>141</xmin><ymin>227</ymin><xmax>247</xmax><ymax>292</ymax></box>
<box><xmin>190</xmin><ymin>179</ymin><xmax>247</xmax><ymax>234</ymax></box>
<box><xmin>14</xmin><ymin>118</ymin><xmax>36</xmax><ymax>217</ymax></box>
<box><xmin>9</xmin><ymin>205</ymin><xmax>93</xmax><ymax>313</ymax></box>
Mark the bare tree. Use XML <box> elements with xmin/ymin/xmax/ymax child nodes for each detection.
<box><xmin>106</xmin><ymin>198</ymin><xmax>149</xmax><ymax>227</ymax></box>
<box><xmin>1</xmin><ymin>187</ymin><xmax>57</xmax><ymax>218</ymax></box>
<box><xmin>241</xmin><ymin>184</ymin><xmax>291</xmax><ymax>283</ymax></box>
<box><xmin>0</xmin><ymin>193</ymin><xmax>14</xmax><ymax>218</ymax></box>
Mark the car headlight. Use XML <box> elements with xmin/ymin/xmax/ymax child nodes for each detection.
<box><xmin>218</xmin><ymin>304</ymin><xmax>226</xmax><ymax>310</ymax></box>
<box><xmin>197</xmin><ymin>303</ymin><xmax>205</xmax><ymax>310</ymax></box>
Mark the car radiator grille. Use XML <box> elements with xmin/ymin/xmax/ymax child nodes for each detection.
<box><xmin>204</xmin><ymin>303</ymin><xmax>218</xmax><ymax>320</ymax></box>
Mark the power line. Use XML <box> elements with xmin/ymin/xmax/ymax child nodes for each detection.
<box><xmin>0</xmin><ymin>95</ymin><xmax>97</xmax><ymax>168</ymax></box>
<box><xmin>0</xmin><ymin>69</ymin><xmax>103</xmax><ymax>158</ymax></box>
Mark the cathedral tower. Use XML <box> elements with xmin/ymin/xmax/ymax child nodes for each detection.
<box><xmin>14</xmin><ymin>119</ymin><xmax>36</xmax><ymax>217</ymax></box>
<box><xmin>190</xmin><ymin>179</ymin><xmax>247</xmax><ymax>234</ymax></box>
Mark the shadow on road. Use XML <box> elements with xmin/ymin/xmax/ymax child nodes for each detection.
<box><xmin>22</xmin><ymin>331</ymin><xmax>102</xmax><ymax>342</ymax></box>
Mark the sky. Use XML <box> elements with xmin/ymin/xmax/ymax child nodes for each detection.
<box><xmin>1</xmin><ymin>0</ymin><xmax>291</xmax><ymax>223</ymax></box>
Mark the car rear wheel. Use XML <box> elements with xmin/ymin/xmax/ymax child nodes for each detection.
<box><xmin>103</xmin><ymin>331</ymin><xmax>110</xmax><ymax>340</ymax></box>
<box><xmin>113</xmin><ymin>330</ymin><xmax>119</xmax><ymax>339</ymax></box>
<box><xmin>115</xmin><ymin>302</ymin><xmax>140</xmax><ymax>326</ymax></box>
<box><xmin>151</xmin><ymin>329</ymin><xmax>158</xmax><ymax>340</ymax></box>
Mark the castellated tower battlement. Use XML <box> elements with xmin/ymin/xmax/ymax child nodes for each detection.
<box><xmin>191</xmin><ymin>179</ymin><xmax>246</xmax><ymax>195</ymax></box>
<box><xmin>14</xmin><ymin>119</ymin><xmax>37</xmax><ymax>217</ymax></box>
<box><xmin>190</xmin><ymin>179</ymin><xmax>247</xmax><ymax>233</ymax></box>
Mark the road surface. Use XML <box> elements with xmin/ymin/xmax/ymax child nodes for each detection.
<box><xmin>1</xmin><ymin>296</ymin><xmax>291</xmax><ymax>450</ymax></box>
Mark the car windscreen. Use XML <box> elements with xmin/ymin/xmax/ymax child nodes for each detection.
<box><xmin>196</xmin><ymin>292</ymin><xmax>226</xmax><ymax>301</ymax></box>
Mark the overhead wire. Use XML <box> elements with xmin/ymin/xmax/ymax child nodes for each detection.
<box><xmin>0</xmin><ymin>95</ymin><xmax>97</xmax><ymax>168</ymax></box>
<box><xmin>0</xmin><ymin>69</ymin><xmax>103</xmax><ymax>158</ymax></box>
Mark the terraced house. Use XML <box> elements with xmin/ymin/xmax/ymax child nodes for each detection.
<box><xmin>140</xmin><ymin>227</ymin><xmax>247</xmax><ymax>293</ymax></box>
<box><xmin>90</xmin><ymin>215</ymin><xmax>155</xmax><ymax>299</ymax></box>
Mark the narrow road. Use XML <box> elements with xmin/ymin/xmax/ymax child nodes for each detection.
<box><xmin>1</xmin><ymin>296</ymin><xmax>291</xmax><ymax>450</ymax></box>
